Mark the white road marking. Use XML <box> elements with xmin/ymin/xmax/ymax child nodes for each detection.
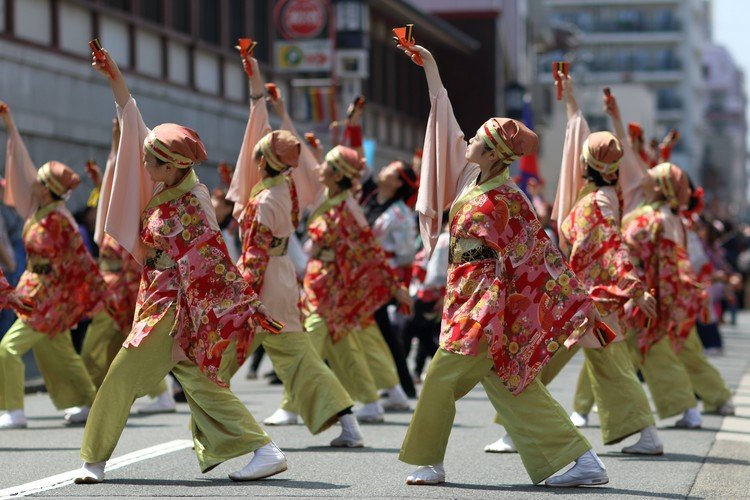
<box><xmin>0</xmin><ymin>439</ymin><xmax>193</xmax><ymax>499</ymax></box>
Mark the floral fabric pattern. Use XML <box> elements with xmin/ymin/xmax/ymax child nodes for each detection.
<box><xmin>304</xmin><ymin>194</ymin><xmax>398</xmax><ymax>342</ymax></box>
<box><xmin>15</xmin><ymin>202</ymin><xmax>105</xmax><ymax>336</ymax></box>
<box><xmin>622</xmin><ymin>203</ymin><xmax>705</xmax><ymax>353</ymax></box>
<box><xmin>124</xmin><ymin>187</ymin><xmax>262</xmax><ymax>385</ymax></box>
<box><xmin>559</xmin><ymin>186</ymin><xmax>645</xmax><ymax>319</ymax></box>
<box><xmin>0</xmin><ymin>268</ymin><xmax>15</xmax><ymax>309</ymax></box>
<box><xmin>441</xmin><ymin>182</ymin><xmax>596</xmax><ymax>395</ymax></box>
<box><xmin>99</xmin><ymin>233</ymin><xmax>142</xmax><ymax>332</ymax></box>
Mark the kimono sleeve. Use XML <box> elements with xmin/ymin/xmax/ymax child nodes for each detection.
<box><xmin>281</xmin><ymin>112</ymin><xmax>323</xmax><ymax>211</ymax></box>
<box><xmin>3</xmin><ymin>123</ymin><xmax>40</xmax><ymax>220</ymax></box>
<box><xmin>104</xmin><ymin>98</ymin><xmax>155</xmax><ymax>264</ymax></box>
<box><xmin>552</xmin><ymin>110</ymin><xmax>590</xmax><ymax>227</ymax></box>
<box><xmin>227</xmin><ymin>99</ymin><xmax>272</xmax><ymax>219</ymax></box>
<box><xmin>415</xmin><ymin>87</ymin><xmax>470</xmax><ymax>256</ymax></box>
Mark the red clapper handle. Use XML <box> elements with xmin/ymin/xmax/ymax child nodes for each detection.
<box><xmin>392</xmin><ymin>25</ymin><xmax>423</xmax><ymax>66</ymax></box>
<box><xmin>552</xmin><ymin>61</ymin><xmax>570</xmax><ymax>101</ymax></box>
<box><xmin>236</xmin><ymin>38</ymin><xmax>257</xmax><ymax>77</ymax></box>
<box><xmin>89</xmin><ymin>39</ymin><xmax>115</xmax><ymax>80</ymax></box>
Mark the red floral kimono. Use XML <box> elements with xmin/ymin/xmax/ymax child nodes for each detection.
<box><xmin>98</xmin><ymin>234</ymin><xmax>141</xmax><ymax>333</ymax></box>
<box><xmin>106</xmin><ymin>98</ymin><xmax>263</xmax><ymax>385</ymax></box>
<box><xmin>15</xmin><ymin>202</ymin><xmax>105</xmax><ymax>336</ymax></box>
<box><xmin>416</xmin><ymin>87</ymin><xmax>607</xmax><ymax>395</ymax></box>
<box><xmin>559</xmin><ymin>184</ymin><xmax>646</xmax><ymax>336</ymax></box>
<box><xmin>0</xmin><ymin>268</ymin><xmax>15</xmax><ymax>309</ymax></box>
<box><xmin>621</xmin><ymin>202</ymin><xmax>705</xmax><ymax>353</ymax></box>
<box><xmin>303</xmin><ymin>190</ymin><xmax>399</xmax><ymax>342</ymax></box>
<box><xmin>235</xmin><ymin>175</ymin><xmax>304</xmax><ymax>333</ymax></box>
<box><xmin>227</xmin><ymin>98</ymin><xmax>305</xmax><ymax>334</ymax></box>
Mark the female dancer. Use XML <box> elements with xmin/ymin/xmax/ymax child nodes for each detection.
<box><xmin>0</xmin><ymin>102</ymin><xmax>103</xmax><ymax>429</ymax></box>
<box><xmin>79</xmin><ymin>123</ymin><xmax>175</xmax><ymax>413</ymax></box>
<box><xmin>221</xmin><ymin>54</ymin><xmax>363</xmax><ymax>447</ymax></box>
<box><xmin>75</xmin><ymin>47</ymin><xmax>284</xmax><ymax>484</ymax></box>
<box><xmin>395</xmin><ymin>43</ymin><xmax>610</xmax><ymax>487</ymax></box>
<box><xmin>487</xmin><ymin>76</ymin><xmax>663</xmax><ymax>454</ymax></box>
<box><xmin>357</xmin><ymin>157</ymin><xmax>419</xmax><ymax>409</ymax></box>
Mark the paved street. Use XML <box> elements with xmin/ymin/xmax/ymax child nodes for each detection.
<box><xmin>2</xmin><ymin>314</ymin><xmax>750</xmax><ymax>499</ymax></box>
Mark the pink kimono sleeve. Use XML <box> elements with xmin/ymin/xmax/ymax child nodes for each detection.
<box><xmin>618</xmin><ymin>133</ymin><xmax>648</xmax><ymax>215</ymax></box>
<box><xmin>104</xmin><ymin>98</ymin><xmax>155</xmax><ymax>264</ymax></box>
<box><xmin>415</xmin><ymin>87</ymin><xmax>470</xmax><ymax>256</ymax></box>
<box><xmin>3</xmin><ymin>124</ymin><xmax>40</xmax><ymax>220</ymax></box>
<box><xmin>94</xmin><ymin>149</ymin><xmax>116</xmax><ymax>246</ymax></box>
<box><xmin>552</xmin><ymin>110</ymin><xmax>590</xmax><ymax>227</ymax></box>
<box><xmin>227</xmin><ymin>100</ymin><xmax>272</xmax><ymax>219</ymax></box>
<box><xmin>280</xmin><ymin>112</ymin><xmax>323</xmax><ymax>212</ymax></box>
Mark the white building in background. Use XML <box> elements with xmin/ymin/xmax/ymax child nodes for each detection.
<box><xmin>702</xmin><ymin>43</ymin><xmax>748</xmax><ymax>216</ymax></box>
<box><xmin>538</xmin><ymin>0</ymin><xmax>709</xmax><ymax>178</ymax></box>
<box><xmin>0</xmin><ymin>0</ymin><xmax>473</xmax><ymax>212</ymax></box>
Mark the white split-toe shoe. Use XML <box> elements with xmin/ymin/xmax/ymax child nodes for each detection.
<box><xmin>621</xmin><ymin>425</ymin><xmax>664</xmax><ymax>455</ymax></box>
<box><xmin>484</xmin><ymin>433</ymin><xmax>517</xmax><ymax>453</ymax></box>
<box><xmin>406</xmin><ymin>463</ymin><xmax>445</xmax><ymax>485</ymax></box>
<box><xmin>263</xmin><ymin>408</ymin><xmax>299</xmax><ymax>426</ymax></box>
<box><xmin>74</xmin><ymin>461</ymin><xmax>106</xmax><ymax>484</ymax></box>
<box><xmin>329</xmin><ymin>413</ymin><xmax>364</xmax><ymax>447</ymax></box>
<box><xmin>228</xmin><ymin>442</ymin><xmax>287</xmax><ymax>481</ymax></box>
<box><xmin>0</xmin><ymin>410</ymin><xmax>27</xmax><ymax>429</ymax></box>
<box><xmin>545</xmin><ymin>450</ymin><xmax>609</xmax><ymax>487</ymax></box>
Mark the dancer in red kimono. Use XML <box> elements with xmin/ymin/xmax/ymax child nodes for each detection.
<box><xmin>0</xmin><ymin>102</ymin><xmax>104</xmax><ymax>429</ymax></box>
<box><xmin>80</xmin><ymin>125</ymin><xmax>175</xmax><ymax>413</ymax></box>
<box><xmin>395</xmin><ymin>42</ymin><xmax>610</xmax><ymax>488</ymax></box>
<box><xmin>75</xmin><ymin>46</ymin><xmax>285</xmax><ymax>484</ymax></box>
<box><xmin>221</xmin><ymin>54</ymin><xmax>364</xmax><ymax>447</ymax></box>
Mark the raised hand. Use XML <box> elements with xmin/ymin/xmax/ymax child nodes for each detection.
<box><xmin>395</xmin><ymin>44</ymin><xmax>442</xmax><ymax>97</ymax></box>
<box><xmin>0</xmin><ymin>100</ymin><xmax>12</xmax><ymax>129</ymax></box>
<box><xmin>603</xmin><ymin>92</ymin><xmax>620</xmax><ymax>120</ymax></box>
<box><xmin>85</xmin><ymin>161</ymin><xmax>103</xmax><ymax>188</ymax></box>
<box><xmin>91</xmin><ymin>48</ymin><xmax>120</xmax><ymax>80</ymax></box>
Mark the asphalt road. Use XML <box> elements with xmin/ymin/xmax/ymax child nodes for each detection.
<box><xmin>2</xmin><ymin>314</ymin><xmax>750</xmax><ymax>499</ymax></box>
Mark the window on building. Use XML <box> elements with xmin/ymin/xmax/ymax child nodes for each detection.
<box><xmin>252</xmin><ymin>1</ymin><xmax>269</xmax><ymax>60</ymax></box>
<box><xmin>199</xmin><ymin>0</ymin><xmax>219</xmax><ymax>44</ymax></box>
<box><xmin>140</xmin><ymin>0</ymin><xmax>164</xmax><ymax>25</ymax></box>
<box><xmin>229</xmin><ymin>0</ymin><xmax>246</xmax><ymax>43</ymax></box>
<box><xmin>171</xmin><ymin>0</ymin><xmax>191</xmax><ymax>34</ymax></box>
<box><xmin>102</xmin><ymin>0</ymin><xmax>130</xmax><ymax>11</ymax></box>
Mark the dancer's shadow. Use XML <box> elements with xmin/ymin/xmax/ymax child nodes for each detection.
<box><xmin>281</xmin><ymin>446</ymin><xmax>400</xmax><ymax>454</ymax></box>
<box><xmin>444</xmin><ymin>482</ymin><xmax>685</xmax><ymax>498</ymax></box>
<box><xmin>599</xmin><ymin>451</ymin><xmax>750</xmax><ymax>466</ymax></box>
<box><xmin>106</xmin><ymin>478</ymin><xmax>348</xmax><ymax>490</ymax></box>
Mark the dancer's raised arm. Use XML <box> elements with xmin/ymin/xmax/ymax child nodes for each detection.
<box><xmin>395</xmin><ymin>43</ymin><xmax>469</xmax><ymax>255</ymax></box>
<box><xmin>604</xmin><ymin>92</ymin><xmax>647</xmax><ymax>214</ymax></box>
<box><xmin>551</xmin><ymin>73</ymin><xmax>590</xmax><ymax>229</ymax></box>
<box><xmin>226</xmin><ymin>56</ymin><xmax>272</xmax><ymax>218</ymax></box>
<box><xmin>91</xmin><ymin>47</ymin><xmax>153</xmax><ymax>262</ymax></box>
<box><xmin>1</xmin><ymin>101</ymin><xmax>42</xmax><ymax>219</ymax></box>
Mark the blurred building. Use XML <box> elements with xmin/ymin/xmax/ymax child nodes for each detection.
<box><xmin>538</xmin><ymin>0</ymin><xmax>710</xmax><ymax>178</ymax></box>
<box><xmin>702</xmin><ymin>42</ymin><xmax>748</xmax><ymax>216</ymax></box>
<box><xmin>0</xmin><ymin>0</ymin><xmax>476</xmax><ymax>212</ymax></box>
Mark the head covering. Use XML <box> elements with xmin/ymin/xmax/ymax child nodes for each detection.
<box><xmin>254</xmin><ymin>130</ymin><xmax>301</xmax><ymax>172</ymax></box>
<box><xmin>325</xmin><ymin>145</ymin><xmax>363</xmax><ymax>179</ymax></box>
<box><xmin>144</xmin><ymin>124</ymin><xmax>207</xmax><ymax>169</ymax></box>
<box><xmin>477</xmin><ymin>117</ymin><xmax>538</xmax><ymax>163</ymax></box>
<box><xmin>582</xmin><ymin>131</ymin><xmax>622</xmax><ymax>182</ymax></box>
<box><xmin>649</xmin><ymin>162</ymin><xmax>691</xmax><ymax>210</ymax></box>
<box><xmin>37</xmin><ymin>161</ymin><xmax>80</xmax><ymax>197</ymax></box>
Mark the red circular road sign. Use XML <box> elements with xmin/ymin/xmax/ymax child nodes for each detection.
<box><xmin>276</xmin><ymin>0</ymin><xmax>328</xmax><ymax>39</ymax></box>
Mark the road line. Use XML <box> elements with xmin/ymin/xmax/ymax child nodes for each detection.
<box><xmin>0</xmin><ymin>439</ymin><xmax>193</xmax><ymax>499</ymax></box>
